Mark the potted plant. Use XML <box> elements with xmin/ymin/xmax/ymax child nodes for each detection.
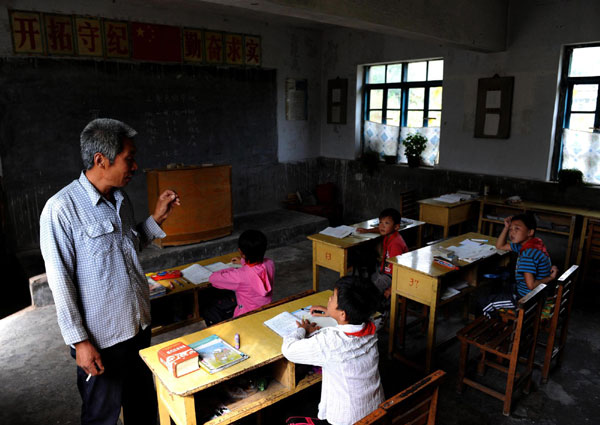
<box><xmin>402</xmin><ymin>133</ymin><xmax>428</xmax><ymax>167</ymax></box>
<box><xmin>359</xmin><ymin>149</ymin><xmax>381</xmax><ymax>175</ymax></box>
<box><xmin>557</xmin><ymin>168</ymin><xmax>584</xmax><ymax>187</ymax></box>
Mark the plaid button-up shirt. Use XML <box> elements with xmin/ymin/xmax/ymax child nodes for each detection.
<box><xmin>40</xmin><ymin>172</ymin><xmax>165</xmax><ymax>349</ymax></box>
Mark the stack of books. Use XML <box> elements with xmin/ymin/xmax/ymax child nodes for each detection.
<box><xmin>148</xmin><ymin>278</ymin><xmax>167</xmax><ymax>299</ymax></box>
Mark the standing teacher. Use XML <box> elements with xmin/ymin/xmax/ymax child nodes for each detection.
<box><xmin>40</xmin><ymin>118</ymin><xmax>180</xmax><ymax>425</ymax></box>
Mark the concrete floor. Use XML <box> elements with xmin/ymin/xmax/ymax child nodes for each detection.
<box><xmin>1</xmin><ymin>239</ymin><xmax>599</xmax><ymax>424</ymax></box>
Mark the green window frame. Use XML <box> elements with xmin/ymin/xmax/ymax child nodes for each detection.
<box><xmin>364</xmin><ymin>59</ymin><xmax>443</xmax><ymax>128</ymax></box>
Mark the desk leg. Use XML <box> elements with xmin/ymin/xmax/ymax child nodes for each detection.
<box><xmin>155</xmin><ymin>376</ymin><xmax>196</xmax><ymax>425</ymax></box>
<box><xmin>341</xmin><ymin>250</ymin><xmax>349</xmax><ymax>277</ymax></box>
<box><xmin>576</xmin><ymin>216</ymin><xmax>589</xmax><ymax>266</ymax></box>
<box><xmin>425</xmin><ymin>299</ymin><xmax>438</xmax><ymax>373</ymax></box>
<box><xmin>193</xmin><ymin>288</ymin><xmax>200</xmax><ymax>322</ymax></box>
<box><xmin>417</xmin><ymin>225</ymin><xmax>423</xmax><ymax>248</ymax></box>
<box><xmin>443</xmin><ymin>225</ymin><xmax>449</xmax><ymax>240</ymax></box>
<box><xmin>312</xmin><ymin>242</ymin><xmax>319</xmax><ymax>292</ymax></box>
<box><xmin>389</xmin><ymin>291</ymin><xmax>398</xmax><ymax>356</ymax></box>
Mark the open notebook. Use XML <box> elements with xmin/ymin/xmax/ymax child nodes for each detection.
<box><xmin>263</xmin><ymin>306</ymin><xmax>338</xmax><ymax>338</ymax></box>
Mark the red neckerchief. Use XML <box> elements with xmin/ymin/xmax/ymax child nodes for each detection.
<box><xmin>381</xmin><ymin>232</ymin><xmax>399</xmax><ymax>272</ymax></box>
<box><xmin>520</xmin><ymin>237</ymin><xmax>549</xmax><ymax>257</ymax></box>
<box><xmin>246</xmin><ymin>262</ymin><xmax>259</xmax><ymax>267</ymax></box>
<box><xmin>344</xmin><ymin>321</ymin><xmax>376</xmax><ymax>337</ymax></box>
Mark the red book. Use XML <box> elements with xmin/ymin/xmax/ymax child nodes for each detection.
<box><xmin>157</xmin><ymin>341</ymin><xmax>199</xmax><ymax>378</ymax></box>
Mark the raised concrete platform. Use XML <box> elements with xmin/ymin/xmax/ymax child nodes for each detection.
<box><xmin>29</xmin><ymin>209</ymin><xmax>327</xmax><ymax>306</ymax></box>
<box><xmin>139</xmin><ymin>208</ymin><xmax>328</xmax><ymax>271</ymax></box>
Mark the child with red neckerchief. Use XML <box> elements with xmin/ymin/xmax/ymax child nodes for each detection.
<box><xmin>282</xmin><ymin>276</ymin><xmax>384</xmax><ymax>425</ymax></box>
<box><xmin>356</xmin><ymin>208</ymin><xmax>409</xmax><ymax>303</ymax></box>
<box><xmin>480</xmin><ymin>213</ymin><xmax>558</xmax><ymax>318</ymax></box>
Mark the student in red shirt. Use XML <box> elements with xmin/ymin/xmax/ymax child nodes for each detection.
<box><xmin>357</xmin><ymin>208</ymin><xmax>408</xmax><ymax>301</ymax></box>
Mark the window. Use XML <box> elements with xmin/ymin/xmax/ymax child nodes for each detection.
<box><xmin>554</xmin><ymin>44</ymin><xmax>600</xmax><ymax>184</ymax></box>
<box><xmin>363</xmin><ymin>59</ymin><xmax>443</xmax><ymax>166</ymax></box>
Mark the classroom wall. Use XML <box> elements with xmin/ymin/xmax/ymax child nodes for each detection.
<box><xmin>314</xmin><ymin>156</ymin><xmax>600</xmax><ymax>268</ymax></box>
<box><xmin>319</xmin><ymin>0</ymin><xmax>600</xmax><ymax>181</ymax></box>
<box><xmin>0</xmin><ymin>1</ymin><xmax>323</xmax><ymax>250</ymax></box>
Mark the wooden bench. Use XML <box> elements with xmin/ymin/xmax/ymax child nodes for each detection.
<box><xmin>456</xmin><ymin>284</ymin><xmax>547</xmax><ymax>416</ymax></box>
<box><xmin>355</xmin><ymin>369</ymin><xmax>446</xmax><ymax>425</ymax></box>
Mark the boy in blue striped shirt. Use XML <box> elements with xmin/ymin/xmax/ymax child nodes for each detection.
<box><xmin>481</xmin><ymin>213</ymin><xmax>558</xmax><ymax>318</ymax></box>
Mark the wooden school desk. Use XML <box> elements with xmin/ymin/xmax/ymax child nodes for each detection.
<box><xmin>307</xmin><ymin>218</ymin><xmax>425</xmax><ymax>291</ymax></box>
<box><xmin>149</xmin><ymin>252</ymin><xmax>239</xmax><ymax>336</ymax></box>
<box><xmin>387</xmin><ymin>232</ymin><xmax>508</xmax><ymax>373</ymax></box>
<box><xmin>477</xmin><ymin>196</ymin><xmax>596</xmax><ymax>270</ymax></box>
<box><xmin>139</xmin><ymin>291</ymin><xmax>332</xmax><ymax>425</ymax></box>
<box><xmin>418</xmin><ymin>197</ymin><xmax>479</xmax><ymax>242</ymax></box>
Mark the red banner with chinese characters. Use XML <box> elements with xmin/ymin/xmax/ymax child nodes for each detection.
<box><xmin>9</xmin><ymin>10</ymin><xmax>260</xmax><ymax>66</ymax></box>
<box><xmin>104</xmin><ymin>20</ymin><xmax>130</xmax><ymax>58</ymax></box>
<box><xmin>205</xmin><ymin>31</ymin><xmax>223</xmax><ymax>64</ymax></box>
<box><xmin>183</xmin><ymin>28</ymin><xmax>203</xmax><ymax>62</ymax></box>
<box><xmin>10</xmin><ymin>11</ymin><xmax>44</xmax><ymax>54</ymax></box>
<box><xmin>131</xmin><ymin>22</ymin><xmax>181</xmax><ymax>63</ymax></box>
<box><xmin>245</xmin><ymin>35</ymin><xmax>261</xmax><ymax>66</ymax></box>
<box><xmin>225</xmin><ymin>33</ymin><xmax>243</xmax><ymax>65</ymax></box>
<box><xmin>75</xmin><ymin>17</ymin><xmax>102</xmax><ymax>57</ymax></box>
<box><xmin>44</xmin><ymin>14</ymin><xmax>74</xmax><ymax>55</ymax></box>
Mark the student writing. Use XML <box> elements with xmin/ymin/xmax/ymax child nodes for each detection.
<box><xmin>281</xmin><ymin>276</ymin><xmax>385</xmax><ymax>425</ymax></box>
<box><xmin>205</xmin><ymin>229</ymin><xmax>274</xmax><ymax>324</ymax></box>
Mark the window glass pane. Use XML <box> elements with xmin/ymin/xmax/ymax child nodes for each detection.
<box><xmin>407</xmin><ymin>111</ymin><xmax>424</xmax><ymax>127</ymax></box>
<box><xmin>568</xmin><ymin>113</ymin><xmax>595</xmax><ymax>132</ymax></box>
<box><xmin>407</xmin><ymin>61</ymin><xmax>427</xmax><ymax>82</ymax></box>
<box><xmin>427</xmin><ymin>111</ymin><xmax>442</xmax><ymax>127</ymax></box>
<box><xmin>429</xmin><ymin>87</ymin><xmax>443</xmax><ymax>110</ymax></box>
<box><xmin>571</xmin><ymin>84</ymin><xmax>598</xmax><ymax>111</ymax></box>
<box><xmin>386</xmin><ymin>110</ymin><xmax>401</xmax><ymax>126</ymax></box>
<box><xmin>428</xmin><ymin>60</ymin><xmax>444</xmax><ymax>80</ymax></box>
<box><xmin>369</xmin><ymin>110</ymin><xmax>383</xmax><ymax>123</ymax></box>
<box><xmin>386</xmin><ymin>64</ymin><xmax>403</xmax><ymax>83</ymax></box>
<box><xmin>569</xmin><ymin>46</ymin><xmax>600</xmax><ymax>77</ymax></box>
<box><xmin>408</xmin><ymin>88</ymin><xmax>425</xmax><ymax>109</ymax></box>
<box><xmin>368</xmin><ymin>65</ymin><xmax>386</xmax><ymax>83</ymax></box>
<box><xmin>370</xmin><ymin>89</ymin><xmax>383</xmax><ymax>109</ymax></box>
<box><xmin>388</xmin><ymin>89</ymin><xmax>401</xmax><ymax>109</ymax></box>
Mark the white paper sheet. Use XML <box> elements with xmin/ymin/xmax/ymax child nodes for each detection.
<box><xmin>292</xmin><ymin>306</ymin><xmax>338</xmax><ymax>331</ymax></box>
<box><xmin>441</xmin><ymin>287</ymin><xmax>461</xmax><ymax>300</ymax></box>
<box><xmin>205</xmin><ymin>262</ymin><xmax>231</xmax><ymax>272</ymax></box>
<box><xmin>483</xmin><ymin>113</ymin><xmax>500</xmax><ymax>136</ymax></box>
<box><xmin>433</xmin><ymin>193</ymin><xmax>467</xmax><ymax>203</ymax></box>
<box><xmin>263</xmin><ymin>311</ymin><xmax>301</xmax><ymax>338</ymax></box>
<box><xmin>181</xmin><ymin>263</ymin><xmax>212</xmax><ymax>284</ymax></box>
<box><xmin>319</xmin><ymin>225</ymin><xmax>355</xmax><ymax>239</ymax></box>
<box><xmin>446</xmin><ymin>240</ymin><xmax>497</xmax><ymax>263</ymax></box>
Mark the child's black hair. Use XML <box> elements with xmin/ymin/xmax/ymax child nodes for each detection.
<box><xmin>511</xmin><ymin>213</ymin><xmax>537</xmax><ymax>232</ymax></box>
<box><xmin>378</xmin><ymin>208</ymin><xmax>402</xmax><ymax>225</ymax></box>
<box><xmin>333</xmin><ymin>276</ymin><xmax>378</xmax><ymax>325</ymax></box>
<box><xmin>238</xmin><ymin>229</ymin><xmax>267</xmax><ymax>264</ymax></box>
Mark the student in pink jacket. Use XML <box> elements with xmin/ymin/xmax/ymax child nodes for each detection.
<box><xmin>208</xmin><ymin>229</ymin><xmax>275</xmax><ymax>319</ymax></box>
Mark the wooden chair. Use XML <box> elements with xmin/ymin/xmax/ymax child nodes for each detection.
<box><xmin>456</xmin><ymin>284</ymin><xmax>547</xmax><ymax>416</ymax></box>
<box><xmin>399</xmin><ymin>190</ymin><xmax>418</xmax><ymax>219</ymax></box>
<box><xmin>582</xmin><ymin>219</ymin><xmax>600</xmax><ymax>286</ymax></box>
<box><xmin>535</xmin><ymin>265</ymin><xmax>578</xmax><ymax>384</ymax></box>
<box><xmin>355</xmin><ymin>369</ymin><xmax>446</xmax><ymax>425</ymax></box>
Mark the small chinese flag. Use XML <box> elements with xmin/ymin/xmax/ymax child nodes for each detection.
<box><xmin>131</xmin><ymin>22</ymin><xmax>181</xmax><ymax>62</ymax></box>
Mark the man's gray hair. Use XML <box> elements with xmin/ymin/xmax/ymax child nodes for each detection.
<box><xmin>80</xmin><ymin>118</ymin><xmax>137</xmax><ymax>170</ymax></box>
